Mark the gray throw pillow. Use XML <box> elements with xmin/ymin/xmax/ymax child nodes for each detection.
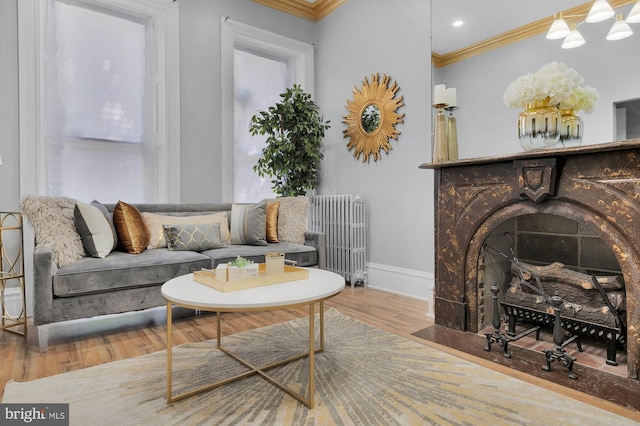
<box><xmin>163</xmin><ymin>223</ymin><xmax>225</xmax><ymax>252</ymax></box>
<box><xmin>230</xmin><ymin>200</ymin><xmax>268</xmax><ymax>246</ymax></box>
<box><xmin>74</xmin><ymin>201</ymin><xmax>118</xmax><ymax>258</ymax></box>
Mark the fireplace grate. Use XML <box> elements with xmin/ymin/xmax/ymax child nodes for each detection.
<box><xmin>502</xmin><ymin>303</ymin><xmax>625</xmax><ymax>366</ymax></box>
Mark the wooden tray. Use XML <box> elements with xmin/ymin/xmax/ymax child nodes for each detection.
<box><xmin>193</xmin><ymin>264</ymin><xmax>309</xmax><ymax>292</ymax></box>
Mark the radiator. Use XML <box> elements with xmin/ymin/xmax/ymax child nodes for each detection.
<box><xmin>308</xmin><ymin>195</ymin><xmax>367</xmax><ymax>285</ymax></box>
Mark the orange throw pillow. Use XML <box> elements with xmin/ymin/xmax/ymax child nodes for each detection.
<box><xmin>266</xmin><ymin>200</ymin><xmax>280</xmax><ymax>243</ymax></box>
<box><xmin>113</xmin><ymin>201</ymin><xmax>150</xmax><ymax>254</ymax></box>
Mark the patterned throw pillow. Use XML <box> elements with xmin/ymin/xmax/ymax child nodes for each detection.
<box><xmin>143</xmin><ymin>212</ymin><xmax>230</xmax><ymax>249</ymax></box>
<box><xmin>230</xmin><ymin>200</ymin><xmax>268</xmax><ymax>246</ymax></box>
<box><xmin>163</xmin><ymin>223</ymin><xmax>224</xmax><ymax>251</ymax></box>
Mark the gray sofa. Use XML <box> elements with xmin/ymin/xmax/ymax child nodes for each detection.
<box><xmin>32</xmin><ymin>202</ymin><xmax>326</xmax><ymax>352</ymax></box>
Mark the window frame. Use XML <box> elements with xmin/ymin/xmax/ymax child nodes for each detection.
<box><xmin>17</xmin><ymin>0</ymin><xmax>180</xmax><ymax>314</ymax></box>
<box><xmin>18</xmin><ymin>0</ymin><xmax>180</xmax><ymax>203</ymax></box>
<box><xmin>220</xmin><ymin>18</ymin><xmax>314</xmax><ymax>202</ymax></box>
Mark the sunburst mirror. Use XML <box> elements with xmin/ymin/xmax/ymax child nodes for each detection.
<box><xmin>343</xmin><ymin>73</ymin><xmax>404</xmax><ymax>162</ymax></box>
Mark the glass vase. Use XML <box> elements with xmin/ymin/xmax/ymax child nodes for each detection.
<box><xmin>558</xmin><ymin>109</ymin><xmax>583</xmax><ymax>148</ymax></box>
<box><xmin>517</xmin><ymin>100</ymin><xmax>561</xmax><ymax>151</ymax></box>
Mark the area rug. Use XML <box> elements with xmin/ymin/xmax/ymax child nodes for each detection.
<box><xmin>3</xmin><ymin>309</ymin><xmax>635</xmax><ymax>425</ymax></box>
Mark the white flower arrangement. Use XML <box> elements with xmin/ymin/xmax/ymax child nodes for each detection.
<box><xmin>559</xmin><ymin>85</ymin><xmax>599</xmax><ymax>113</ymax></box>
<box><xmin>503</xmin><ymin>62</ymin><xmax>598</xmax><ymax>113</ymax></box>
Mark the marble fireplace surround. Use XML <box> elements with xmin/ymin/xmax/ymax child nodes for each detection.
<box><xmin>420</xmin><ymin>139</ymin><xmax>640</xmax><ymax>381</ymax></box>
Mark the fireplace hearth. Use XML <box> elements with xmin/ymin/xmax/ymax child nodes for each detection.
<box><xmin>418</xmin><ymin>140</ymin><xmax>640</xmax><ymax>408</ymax></box>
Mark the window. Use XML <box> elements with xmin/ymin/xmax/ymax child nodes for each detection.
<box><xmin>232</xmin><ymin>49</ymin><xmax>287</xmax><ymax>203</ymax></box>
<box><xmin>221</xmin><ymin>18</ymin><xmax>314</xmax><ymax>203</ymax></box>
<box><xmin>19</xmin><ymin>0</ymin><xmax>180</xmax><ymax>204</ymax></box>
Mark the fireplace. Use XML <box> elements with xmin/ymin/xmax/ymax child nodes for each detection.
<box><xmin>419</xmin><ymin>140</ymin><xmax>640</xmax><ymax>385</ymax></box>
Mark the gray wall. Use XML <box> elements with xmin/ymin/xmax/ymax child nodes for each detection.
<box><xmin>315</xmin><ymin>0</ymin><xmax>434</xmax><ymax>300</ymax></box>
<box><xmin>0</xmin><ymin>0</ymin><xmax>19</xmax><ymax>212</ymax></box>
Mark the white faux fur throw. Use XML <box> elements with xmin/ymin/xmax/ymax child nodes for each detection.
<box><xmin>20</xmin><ymin>195</ymin><xmax>85</xmax><ymax>267</ymax></box>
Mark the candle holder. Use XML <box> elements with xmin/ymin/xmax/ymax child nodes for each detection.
<box><xmin>444</xmin><ymin>106</ymin><xmax>459</xmax><ymax>161</ymax></box>
<box><xmin>432</xmin><ymin>103</ymin><xmax>448</xmax><ymax>162</ymax></box>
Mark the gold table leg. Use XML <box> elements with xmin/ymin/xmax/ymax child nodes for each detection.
<box><xmin>166</xmin><ymin>302</ymin><xmax>324</xmax><ymax>407</ymax></box>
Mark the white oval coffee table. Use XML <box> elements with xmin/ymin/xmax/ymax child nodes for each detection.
<box><xmin>162</xmin><ymin>268</ymin><xmax>345</xmax><ymax>408</ymax></box>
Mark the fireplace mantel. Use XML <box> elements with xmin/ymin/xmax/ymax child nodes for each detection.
<box><xmin>420</xmin><ymin>139</ymin><xmax>640</xmax><ymax>380</ymax></box>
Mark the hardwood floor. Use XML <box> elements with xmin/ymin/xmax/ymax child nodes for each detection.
<box><xmin>0</xmin><ymin>286</ymin><xmax>430</xmax><ymax>401</ymax></box>
<box><xmin>1</xmin><ymin>285</ymin><xmax>638</xmax><ymax>421</ymax></box>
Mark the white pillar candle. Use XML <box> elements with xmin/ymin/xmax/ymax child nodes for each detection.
<box><xmin>445</xmin><ymin>88</ymin><xmax>457</xmax><ymax>107</ymax></box>
<box><xmin>434</xmin><ymin>84</ymin><xmax>447</xmax><ymax>105</ymax></box>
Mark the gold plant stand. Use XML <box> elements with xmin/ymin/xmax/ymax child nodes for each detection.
<box><xmin>0</xmin><ymin>212</ymin><xmax>27</xmax><ymax>337</ymax></box>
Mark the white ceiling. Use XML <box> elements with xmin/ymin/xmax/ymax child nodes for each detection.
<box><xmin>432</xmin><ymin>0</ymin><xmax>595</xmax><ymax>54</ymax></box>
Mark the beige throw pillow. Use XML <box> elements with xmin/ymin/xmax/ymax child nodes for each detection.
<box><xmin>143</xmin><ymin>212</ymin><xmax>230</xmax><ymax>249</ymax></box>
<box><xmin>277</xmin><ymin>196</ymin><xmax>309</xmax><ymax>244</ymax></box>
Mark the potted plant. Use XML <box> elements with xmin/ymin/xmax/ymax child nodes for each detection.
<box><xmin>249</xmin><ymin>84</ymin><xmax>330</xmax><ymax>197</ymax></box>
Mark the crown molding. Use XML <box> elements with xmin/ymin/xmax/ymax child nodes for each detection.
<box><xmin>433</xmin><ymin>0</ymin><xmax>635</xmax><ymax>69</ymax></box>
<box><xmin>252</xmin><ymin>0</ymin><xmax>348</xmax><ymax>22</ymax></box>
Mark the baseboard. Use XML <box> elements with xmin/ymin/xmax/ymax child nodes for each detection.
<box><xmin>365</xmin><ymin>262</ymin><xmax>435</xmax><ymax>318</ymax></box>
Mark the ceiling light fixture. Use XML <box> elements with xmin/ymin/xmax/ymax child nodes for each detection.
<box><xmin>586</xmin><ymin>0</ymin><xmax>615</xmax><ymax>22</ymax></box>
<box><xmin>546</xmin><ymin>13</ymin><xmax>571</xmax><ymax>39</ymax></box>
<box><xmin>607</xmin><ymin>13</ymin><xmax>634</xmax><ymax>39</ymax></box>
<box><xmin>627</xmin><ymin>0</ymin><xmax>640</xmax><ymax>23</ymax></box>
<box><xmin>562</xmin><ymin>24</ymin><xmax>586</xmax><ymax>49</ymax></box>
<box><xmin>549</xmin><ymin>0</ymin><xmax>638</xmax><ymax>49</ymax></box>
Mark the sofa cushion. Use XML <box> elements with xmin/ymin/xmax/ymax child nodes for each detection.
<box><xmin>74</xmin><ymin>201</ymin><xmax>118</xmax><ymax>258</ymax></box>
<box><xmin>277</xmin><ymin>196</ymin><xmax>309</xmax><ymax>244</ymax></box>
<box><xmin>52</xmin><ymin>249</ymin><xmax>211</xmax><ymax>297</ymax></box>
<box><xmin>163</xmin><ymin>223</ymin><xmax>225</xmax><ymax>251</ymax></box>
<box><xmin>20</xmin><ymin>195</ymin><xmax>85</xmax><ymax>267</ymax></box>
<box><xmin>113</xmin><ymin>201</ymin><xmax>150</xmax><ymax>254</ymax></box>
<box><xmin>202</xmin><ymin>242</ymin><xmax>317</xmax><ymax>267</ymax></box>
<box><xmin>144</xmin><ymin>212</ymin><xmax>230</xmax><ymax>248</ymax></box>
<box><xmin>230</xmin><ymin>200</ymin><xmax>268</xmax><ymax>246</ymax></box>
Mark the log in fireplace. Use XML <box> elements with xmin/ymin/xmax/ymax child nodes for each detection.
<box><xmin>419</xmin><ymin>140</ymin><xmax>640</xmax><ymax>382</ymax></box>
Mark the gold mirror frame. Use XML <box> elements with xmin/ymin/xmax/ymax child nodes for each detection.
<box><xmin>343</xmin><ymin>73</ymin><xmax>404</xmax><ymax>162</ymax></box>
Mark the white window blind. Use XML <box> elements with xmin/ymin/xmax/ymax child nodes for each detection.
<box><xmin>233</xmin><ymin>49</ymin><xmax>287</xmax><ymax>203</ymax></box>
<box><xmin>45</xmin><ymin>0</ymin><xmax>156</xmax><ymax>203</ymax></box>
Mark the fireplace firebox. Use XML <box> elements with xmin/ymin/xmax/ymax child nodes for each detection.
<box><xmin>420</xmin><ymin>140</ymin><xmax>640</xmax><ymax>384</ymax></box>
